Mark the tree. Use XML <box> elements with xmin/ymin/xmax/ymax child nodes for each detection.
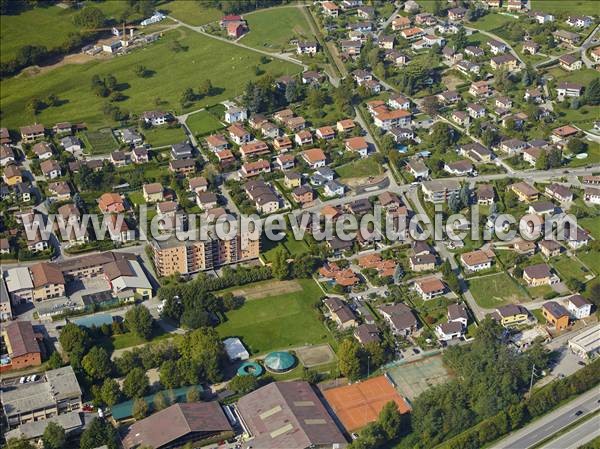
<box><xmin>79</xmin><ymin>418</ymin><xmax>119</xmax><ymax>449</ymax></box>
<box><xmin>504</xmin><ymin>190</ymin><xmax>518</xmax><ymax>209</ymax></box>
<box><xmin>338</xmin><ymin>339</ymin><xmax>363</xmax><ymax>381</ymax></box>
<box><xmin>228</xmin><ymin>375</ymin><xmax>259</xmax><ymax>394</ymax></box>
<box><xmin>459</xmin><ymin>184</ymin><xmax>471</xmax><ymax>208</ymax></box>
<box><xmin>449</xmin><ymin>193</ymin><xmax>462</xmax><ymax>214</ymax></box>
<box><xmin>59</xmin><ymin>323</ymin><xmax>89</xmax><ymax>368</ymax></box>
<box><xmin>82</xmin><ymin>346</ymin><xmax>112</xmax><ymax>380</ymax></box>
<box><xmin>364</xmin><ymin>341</ymin><xmax>386</xmax><ymax>369</ymax></box>
<box><xmin>181</xmin><ymin>305</ymin><xmax>212</xmax><ymax>329</ymax></box>
<box><xmin>429</xmin><ymin>122</ymin><xmax>453</xmax><ymax>151</ymax></box>
<box><xmin>6</xmin><ymin>439</ymin><xmax>35</xmax><ymax>449</ymax></box>
<box><xmin>100</xmin><ymin>378</ymin><xmax>121</xmax><ymax>406</ymax></box>
<box><xmin>160</xmin><ymin>360</ymin><xmax>181</xmax><ymax>389</ymax></box>
<box><xmin>272</xmin><ymin>248</ymin><xmax>290</xmax><ymax>280</ymax></box>
<box><xmin>153</xmin><ymin>391</ymin><xmax>169</xmax><ymax>411</ymax></box>
<box><xmin>186</xmin><ymin>386</ymin><xmax>201</xmax><ymax>403</ymax></box>
<box><xmin>74</xmin><ymin>6</ymin><xmax>106</xmax><ymax>29</ymax></box>
<box><xmin>453</xmin><ymin>27</ymin><xmax>468</xmax><ymax>51</ymax></box>
<box><xmin>46</xmin><ymin>351</ymin><xmax>64</xmax><ymax>370</ymax></box>
<box><xmin>567</xmin><ymin>138</ymin><xmax>586</xmax><ymax>155</ymax></box>
<box><xmin>584</xmin><ymin>77</ymin><xmax>600</xmax><ymax>105</ymax></box>
<box><xmin>177</xmin><ymin>327</ymin><xmax>226</xmax><ymax>383</ymax></box>
<box><xmin>422</xmin><ymin>95</ymin><xmax>441</xmax><ymax>116</ymax></box>
<box><xmin>133</xmin><ymin>397</ymin><xmax>149</xmax><ymax>420</ymax></box>
<box><xmin>180</xmin><ymin>87</ymin><xmax>195</xmax><ymax>108</ymax></box>
<box><xmin>307</xmin><ymin>87</ymin><xmax>326</xmax><ymax>110</ymax></box>
<box><xmin>42</xmin><ymin>422</ymin><xmax>66</xmax><ymax>449</ymax></box>
<box><xmin>26</xmin><ymin>97</ymin><xmax>43</xmax><ymax>116</ymax></box>
<box><xmin>198</xmin><ymin>79</ymin><xmax>214</xmax><ymax>97</ymax></box>
<box><xmin>125</xmin><ymin>305</ymin><xmax>154</xmax><ymax>340</ymax></box>
<box><xmin>134</xmin><ymin>64</ymin><xmax>149</xmax><ymax>77</ymax></box>
<box><xmin>432</xmin><ymin>0</ymin><xmax>443</xmax><ymax>16</ymax></box>
<box><xmin>379</xmin><ymin>401</ymin><xmax>405</xmax><ymax>440</ymax></box>
<box><xmin>535</xmin><ymin>149</ymin><xmax>549</xmax><ymax>170</ymax></box>
<box><xmin>123</xmin><ymin>367</ymin><xmax>149</xmax><ymax>398</ymax></box>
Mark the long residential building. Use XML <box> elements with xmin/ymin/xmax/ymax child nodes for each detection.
<box><xmin>151</xmin><ymin>232</ymin><xmax>260</xmax><ymax>277</ymax></box>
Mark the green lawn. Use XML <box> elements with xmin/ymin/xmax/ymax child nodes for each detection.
<box><xmin>578</xmin><ymin>250</ymin><xmax>600</xmax><ymax>276</ymax></box>
<box><xmin>241</xmin><ymin>6</ymin><xmax>314</xmax><ymax>52</ymax></box>
<box><xmin>468</xmin><ymin>13</ymin><xmax>518</xmax><ymax>33</ymax></box>
<box><xmin>216</xmin><ymin>279</ymin><xmax>331</xmax><ymax>355</ymax></box>
<box><xmin>531</xmin><ymin>309</ymin><xmax>546</xmax><ymax>324</ymax></box>
<box><xmin>566</xmin><ymin>142</ymin><xmax>600</xmax><ymax>167</ymax></box>
<box><xmin>530</xmin><ymin>1</ymin><xmax>600</xmax><ymax>16</ymax></box>
<box><xmin>527</xmin><ymin>284</ymin><xmax>554</xmax><ymax>299</ymax></box>
<box><xmin>186</xmin><ymin>110</ymin><xmax>225</xmax><ymax>137</ymax></box>
<box><xmin>579</xmin><ymin>215</ymin><xmax>600</xmax><ymax>240</ymax></box>
<box><xmin>466</xmin><ymin>31</ymin><xmax>493</xmax><ymax>47</ymax></box>
<box><xmin>83</xmin><ymin>130</ymin><xmax>119</xmax><ymax>154</ymax></box>
<box><xmin>552</xmin><ymin>256</ymin><xmax>593</xmax><ymax>283</ymax></box>
<box><xmin>162</xmin><ymin>1</ymin><xmax>223</xmax><ymax>26</ymax></box>
<box><xmin>142</xmin><ymin>125</ymin><xmax>187</xmax><ymax>147</ymax></box>
<box><xmin>0</xmin><ymin>1</ymin><xmax>137</xmax><ymax>64</ymax></box>
<box><xmin>468</xmin><ymin>272</ymin><xmax>529</xmax><ymax>308</ymax></box>
<box><xmin>127</xmin><ymin>191</ymin><xmax>146</xmax><ymax>206</ymax></box>
<box><xmin>335</xmin><ymin>157</ymin><xmax>384</xmax><ymax>180</ymax></box>
<box><xmin>0</xmin><ymin>28</ymin><xmax>302</xmax><ymax>130</ymax></box>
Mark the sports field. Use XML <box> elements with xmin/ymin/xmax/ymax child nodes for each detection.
<box><xmin>468</xmin><ymin>272</ymin><xmax>528</xmax><ymax>308</ymax></box>
<box><xmin>386</xmin><ymin>355</ymin><xmax>451</xmax><ymax>401</ymax></box>
<box><xmin>216</xmin><ymin>279</ymin><xmax>331</xmax><ymax>355</ymax></box>
<box><xmin>241</xmin><ymin>6</ymin><xmax>315</xmax><ymax>52</ymax></box>
<box><xmin>0</xmin><ymin>28</ymin><xmax>302</xmax><ymax>130</ymax></box>
<box><xmin>322</xmin><ymin>375</ymin><xmax>411</xmax><ymax>432</ymax></box>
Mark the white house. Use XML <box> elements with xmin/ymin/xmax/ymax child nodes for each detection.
<box><xmin>435</xmin><ymin>321</ymin><xmax>464</xmax><ymax>341</ymax></box>
<box><xmin>297</xmin><ymin>41</ymin><xmax>318</xmax><ymax>55</ymax></box>
<box><xmin>224</xmin><ymin>106</ymin><xmax>248</xmax><ymax>124</ymax></box>
<box><xmin>324</xmin><ymin>180</ymin><xmax>344</xmax><ymax>197</ymax></box>
<box><xmin>566</xmin><ymin>294</ymin><xmax>592</xmax><ymax>319</ymax></box>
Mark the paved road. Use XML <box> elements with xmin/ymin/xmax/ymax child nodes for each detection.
<box><xmin>540</xmin><ymin>413</ymin><xmax>600</xmax><ymax>449</ymax></box>
<box><xmin>490</xmin><ymin>388</ymin><xmax>600</xmax><ymax>449</ymax></box>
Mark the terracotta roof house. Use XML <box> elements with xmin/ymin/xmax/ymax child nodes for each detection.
<box><xmin>460</xmin><ymin>249</ymin><xmax>494</xmax><ymax>272</ymax></box>
<box><xmin>98</xmin><ymin>193</ymin><xmax>125</xmax><ymax>213</ymax></box>
<box><xmin>414</xmin><ymin>277</ymin><xmax>446</xmax><ymax>300</ymax></box>
<box><xmin>301</xmin><ymin>148</ymin><xmax>326</xmax><ymax>169</ymax></box>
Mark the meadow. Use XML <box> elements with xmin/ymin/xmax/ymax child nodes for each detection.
<box><xmin>530</xmin><ymin>1</ymin><xmax>600</xmax><ymax>16</ymax></box>
<box><xmin>0</xmin><ymin>28</ymin><xmax>302</xmax><ymax>130</ymax></box>
<box><xmin>240</xmin><ymin>6</ymin><xmax>315</xmax><ymax>52</ymax></box>
<box><xmin>161</xmin><ymin>1</ymin><xmax>223</xmax><ymax>26</ymax></box>
<box><xmin>186</xmin><ymin>110</ymin><xmax>225</xmax><ymax>137</ymax></box>
<box><xmin>468</xmin><ymin>272</ymin><xmax>529</xmax><ymax>308</ymax></box>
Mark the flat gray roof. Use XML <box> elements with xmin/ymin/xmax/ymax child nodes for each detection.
<box><xmin>4</xmin><ymin>267</ymin><xmax>33</xmax><ymax>292</ymax></box>
<box><xmin>4</xmin><ymin>410</ymin><xmax>82</xmax><ymax>440</ymax></box>
<box><xmin>2</xmin><ymin>366</ymin><xmax>81</xmax><ymax>417</ymax></box>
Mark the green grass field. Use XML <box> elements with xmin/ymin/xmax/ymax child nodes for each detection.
<box><xmin>83</xmin><ymin>130</ymin><xmax>118</xmax><ymax>154</ymax></box>
<box><xmin>530</xmin><ymin>1</ymin><xmax>600</xmax><ymax>16</ymax></box>
<box><xmin>241</xmin><ymin>6</ymin><xmax>314</xmax><ymax>52</ymax></box>
<box><xmin>552</xmin><ymin>256</ymin><xmax>593</xmax><ymax>283</ymax></box>
<box><xmin>0</xmin><ymin>28</ymin><xmax>302</xmax><ymax>130</ymax></box>
<box><xmin>468</xmin><ymin>272</ymin><xmax>528</xmax><ymax>308</ymax></box>
<box><xmin>466</xmin><ymin>31</ymin><xmax>493</xmax><ymax>47</ymax></box>
<box><xmin>216</xmin><ymin>279</ymin><xmax>330</xmax><ymax>355</ymax></box>
<box><xmin>162</xmin><ymin>1</ymin><xmax>223</xmax><ymax>26</ymax></box>
<box><xmin>335</xmin><ymin>157</ymin><xmax>384</xmax><ymax>180</ymax></box>
<box><xmin>142</xmin><ymin>125</ymin><xmax>187</xmax><ymax>147</ymax></box>
<box><xmin>0</xmin><ymin>1</ymin><xmax>137</xmax><ymax>64</ymax></box>
<box><xmin>468</xmin><ymin>13</ymin><xmax>518</xmax><ymax>33</ymax></box>
<box><xmin>579</xmin><ymin>215</ymin><xmax>600</xmax><ymax>240</ymax></box>
<box><xmin>186</xmin><ymin>110</ymin><xmax>225</xmax><ymax>136</ymax></box>
<box><xmin>578</xmin><ymin>250</ymin><xmax>600</xmax><ymax>276</ymax></box>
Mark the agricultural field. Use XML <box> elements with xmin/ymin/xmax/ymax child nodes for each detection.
<box><xmin>186</xmin><ymin>110</ymin><xmax>225</xmax><ymax>137</ymax></box>
<box><xmin>141</xmin><ymin>125</ymin><xmax>187</xmax><ymax>148</ymax></box>
<box><xmin>216</xmin><ymin>279</ymin><xmax>331</xmax><ymax>355</ymax></box>
<box><xmin>0</xmin><ymin>28</ymin><xmax>302</xmax><ymax>130</ymax></box>
<box><xmin>468</xmin><ymin>272</ymin><xmax>528</xmax><ymax>308</ymax></box>
<box><xmin>530</xmin><ymin>1</ymin><xmax>600</xmax><ymax>16</ymax></box>
<box><xmin>82</xmin><ymin>130</ymin><xmax>119</xmax><ymax>154</ymax></box>
<box><xmin>240</xmin><ymin>6</ymin><xmax>315</xmax><ymax>52</ymax></box>
<box><xmin>162</xmin><ymin>1</ymin><xmax>223</xmax><ymax>26</ymax></box>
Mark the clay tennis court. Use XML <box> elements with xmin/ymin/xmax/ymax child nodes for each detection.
<box><xmin>322</xmin><ymin>375</ymin><xmax>410</xmax><ymax>432</ymax></box>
